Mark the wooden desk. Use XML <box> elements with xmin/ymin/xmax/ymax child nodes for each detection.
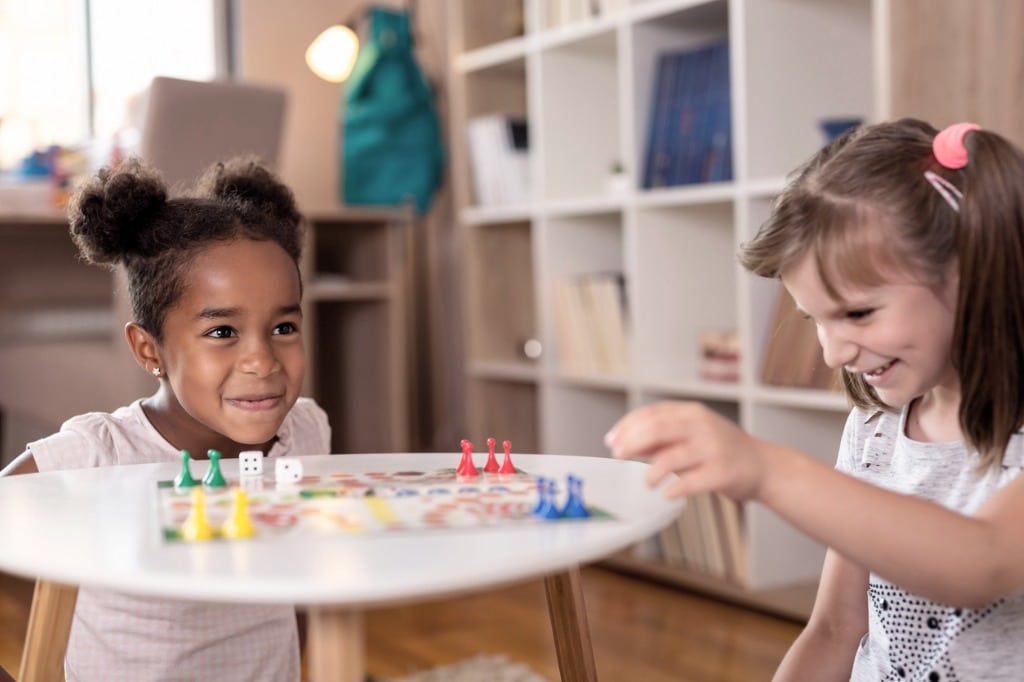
<box><xmin>0</xmin><ymin>452</ymin><xmax>683</xmax><ymax>681</ymax></box>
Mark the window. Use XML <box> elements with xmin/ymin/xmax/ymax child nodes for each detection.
<box><xmin>0</xmin><ymin>0</ymin><xmax>226</xmax><ymax>170</ymax></box>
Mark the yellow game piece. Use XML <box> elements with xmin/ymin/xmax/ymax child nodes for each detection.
<box><xmin>181</xmin><ymin>487</ymin><xmax>214</xmax><ymax>541</ymax></box>
<box><xmin>221</xmin><ymin>487</ymin><xmax>256</xmax><ymax>539</ymax></box>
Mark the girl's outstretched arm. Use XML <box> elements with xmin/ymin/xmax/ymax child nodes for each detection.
<box><xmin>0</xmin><ymin>450</ymin><xmax>37</xmax><ymax>476</ymax></box>
<box><xmin>773</xmin><ymin>549</ymin><xmax>867</xmax><ymax>681</ymax></box>
<box><xmin>606</xmin><ymin>401</ymin><xmax>1024</xmax><ymax>607</ymax></box>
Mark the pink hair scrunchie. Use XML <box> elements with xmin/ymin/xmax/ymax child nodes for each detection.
<box><xmin>933</xmin><ymin>122</ymin><xmax>981</xmax><ymax>169</ymax></box>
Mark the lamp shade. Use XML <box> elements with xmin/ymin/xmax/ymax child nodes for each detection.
<box><xmin>305</xmin><ymin>24</ymin><xmax>360</xmax><ymax>83</ymax></box>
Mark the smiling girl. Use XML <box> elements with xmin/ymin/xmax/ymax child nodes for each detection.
<box><xmin>1</xmin><ymin>156</ymin><xmax>330</xmax><ymax>681</ymax></box>
<box><xmin>605</xmin><ymin>119</ymin><xmax>1024</xmax><ymax>680</ymax></box>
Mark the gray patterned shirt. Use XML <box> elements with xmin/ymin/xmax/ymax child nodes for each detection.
<box><xmin>837</xmin><ymin>406</ymin><xmax>1024</xmax><ymax>681</ymax></box>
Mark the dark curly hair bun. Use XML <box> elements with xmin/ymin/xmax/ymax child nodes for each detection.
<box><xmin>68</xmin><ymin>157</ymin><xmax>168</xmax><ymax>265</ymax></box>
<box><xmin>194</xmin><ymin>155</ymin><xmax>301</xmax><ymax>231</ymax></box>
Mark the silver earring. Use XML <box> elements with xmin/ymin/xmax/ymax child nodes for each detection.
<box><xmin>152</xmin><ymin>367</ymin><xmax>162</xmax><ymax>377</ymax></box>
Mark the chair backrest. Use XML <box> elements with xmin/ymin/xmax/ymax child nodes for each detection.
<box><xmin>138</xmin><ymin>76</ymin><xmax>287</xmax><ymax>191</ymax></box>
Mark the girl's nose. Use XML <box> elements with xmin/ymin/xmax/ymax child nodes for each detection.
<box><xmin>239</xmin><ymin>338</ymin><xmax>278</xmax><ymax>376</ymax></box>
<box><xmin>817</xmin><ymin>324</ymin><xmax>856</xmax><ymax>370</ymax></box>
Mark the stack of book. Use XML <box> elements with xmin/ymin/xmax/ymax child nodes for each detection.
<box><xmin>699</xmin><ymin>328</ymin><xmax>739</xmax><ymax>383</ymax></box>
<box><xmin>642</xmin><ymin>39</ymin><xmax>732</xmax><ymax>189</ymax></box>
<box><xmin>760</xmin><ymin>288</ymin><xmax>839</xmax><ymax>390</ymax></box>
<box><xmin>551</xmin><ymin>272</ymin><xmax>629</xmax><ymax>375</ymax></box>
<box><xmin>657</xmin><ymin>492</ymin><xmax>746</xmax><ymax>584</ymax></box>
<box><xmin>466</xmin><ymin>115</ymin><xmax>530</xmax><ymax>207</ymax></box>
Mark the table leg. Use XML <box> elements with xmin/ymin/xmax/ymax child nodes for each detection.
<box><xmin>19</xmin><ymin>580</ymin><xmax>78</xmax><ymax>682</ymax></box>
<box><xmin>544</xmin><ymin>566</ymin><xmax>598</xmax><ymax>682</ymax></box>
<box><xmin>306</xmin><ymin>607</ymin><xmax>364</xmax><ymax>682</ymax></box>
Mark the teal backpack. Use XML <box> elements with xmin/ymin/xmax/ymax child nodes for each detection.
<box><xmin>342</xmin><ymin>6</ymin><xmax>445</xmax><ymax>215</ymax></box>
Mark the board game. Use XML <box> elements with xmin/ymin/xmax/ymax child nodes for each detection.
<box><xmin>158</xmin><ymin>465</ymin><xmax>612</xmax><ymax>542</ymax></box>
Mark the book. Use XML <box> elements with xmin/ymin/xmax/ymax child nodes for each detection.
<box><xmin>670</xmin><ymin>44</ymin><xmax>711</xmax><ymax>185</ymax></box>
<box><xmin>466</xmin><ymin>115</ymin><xmax>530</xmax><ymax>207</ymax></box>
<box><xmin>551</xmin><ymin>273</ymin><xmax>629</xmax><ymax>375</ymax></box>
<box><xmin>642</xmin><ymin>52</ymin><xmax>680</xmax><ymax>189</ymax></box>
<box><xmin>760</xmin><ymin>287</ymin><xmax>838</xmax><ymax>390</ymax></box>
<box><xmin>642</xmin><ymin>39</ymin><xmax>732</xmax><ymax>189</ymax></box>
<box><xmin>712</xmin><ymin>494</ymin><xmax>747</xmax><ymax>584</ymax></box>
<box><xmin>702</xmin><ymin>41</ymin><xmax>733</xmax><ymax>182</ymax></box>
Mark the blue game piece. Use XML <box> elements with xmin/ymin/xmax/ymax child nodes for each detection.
<box><xmin>531</xmin><ymin>476</ymin><xmax>549</xmax><ymax>516</ymax></box>
<box><xmin>532</xmin><ymin>476</ymin><xmax>560</xmax><ymax>520</ymax></box>
<box><xmin>561</xmin><ymin>474</ymin><xmax>590</xmax><ymax>519</ymax></box>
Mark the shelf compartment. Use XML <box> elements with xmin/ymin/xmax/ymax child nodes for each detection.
<box><xmin>0</xmin><ymin>224</ymin><xmax>116</xmax><ymax>345</ymax></box>
<box><xmin>307</xmin><ymin>218</ymin><xmax>398</xmax><ymax>284</ymax></box>
<box><xmin>465</xmin><ymin>58</ymin><xmax>528</xmax><ymax>120</ymax></box>
<box><xmin>742</xmin><ymin>403</ymin><xmax>848</xmax><ymax>588</ymax></box>
<box><xmin>311</xmin><ymin>300</ymin><xmax>404</xmax><ymax>454</ymax></box>
<box><xmin>633</xmin><ymin>201</ymin><xmax>736</xmax><ymax>386</ymax></box>
<box><xmin>463</xmin><ymin>220</ymin><xmax>537</xmax><ymax>365</ymax></box>
<box><xmin>742</xmin><ymin>0</ymin><xmax>873</xmax><ymax>180</ymax></box>
<box><xmin>539</xmin><ymin>29</ymin><xmax>622</xmax><ymax>201</ymax></box>
<box><xmin>543</xmin><ymin>213</ymin><xmax>624</xmax><ymax>279</ymax></box>
<box><xmin>630</xmin><ymin>0</ymin><xmax>730</xmax><ymax>192</ymax></box>
<box><xmin>455</xmin><ymin>0</ymin><xmax>525</xmax><ymax>52</ymax></box>
<box><xmin>542</xmin><ymin>213</ymin><xmax>627</xmax><ymax>376</ymax></box>
<box><xmin>463</xmin><ymin>60</ymin><xmax>530</xmax><ymax>210</ymax></box>
<box><xmin>0</xmin><ymin>225</ymin><xmax>113</xmax><ymax>310</ymax></box>
<box><xmin>541</xmin><ymin>383</ymin><xmax>627</xmax><ymax>457</ymax></box>
<box><xmin>465</xmin><ymin>376</ymin><xmax>540</xmax><ymax>455</ymax></box>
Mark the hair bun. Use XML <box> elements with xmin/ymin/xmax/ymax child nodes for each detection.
<box><xmin>194</xmin><ymin>155</ymin><xmax>301</xmax><ymax>229</ymax></box>
<box><xmin>68</xmin><ymin>157</ymin><xmax>168</xmax><ymax>264</ymax></box>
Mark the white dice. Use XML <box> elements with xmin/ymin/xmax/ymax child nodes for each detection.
<box><xmin>274</xmin><ymin>457</ymin><xmax>303</xmax><ymax>485</ymax></box>
<box><xmin>239</xmin><ymin>450</ymin><xmax>264</xmax><ymax>477</ymax></box>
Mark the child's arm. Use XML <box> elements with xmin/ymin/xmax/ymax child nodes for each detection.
<box><xmin>606</xmin><ymin>400</ymin><xmax>1024</xmax><ymax>608</ymax></box>
<box><xmin>0</xmin><ymin>450</ymin><xmax>38</xmax><ymax>476</ymax></box>
<box><xmin>773</xmin><ymin>549</ymin><xmax>867</xmax><ymax>681</ymax></box>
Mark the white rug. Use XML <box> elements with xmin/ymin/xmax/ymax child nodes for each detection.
<box><xmin>379</xmin><ymin>654</ymin><xmax>550</xmax><ymax>682</ymax></box>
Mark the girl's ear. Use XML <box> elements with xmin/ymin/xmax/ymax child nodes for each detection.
<box><xmin>125</xmin><ymin>322</ymin><xmax>161</xmax><ymax>375</ymax></box>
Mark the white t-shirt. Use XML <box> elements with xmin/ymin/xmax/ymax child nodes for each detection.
<box><xmin>28</xmin><ymin>397</ymin><xmax>331</xmax><ymax>682</ymax></box>
<box><xmin>837</xmin><ymin>406</ymin><xmax>1024</xmax><ymax>681</ymax></box>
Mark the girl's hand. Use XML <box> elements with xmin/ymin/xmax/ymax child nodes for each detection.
<box><xmin>604</xmin><ymin>401</ymin><xmax>769</xmax><ymax>501</ymax></box>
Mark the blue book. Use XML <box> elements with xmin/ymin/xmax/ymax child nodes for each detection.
<box><xmin>659</xmin><ymin>50</ymin><xmax>695</xmax><ymax>187</ymax></box>
<box><xmin>702</xmin><ymin>40</ymin><xmax>732</xmax><ymax>182</ymax></box>
<box><xmin>643</xmin><ymin>52</ymin><xmax>680</xmax><ymax>189</ymax></box>
<box><xmin>672</xmin><ymin>44</ymin><xmax>714</xmax><ymax>185</ymax></box>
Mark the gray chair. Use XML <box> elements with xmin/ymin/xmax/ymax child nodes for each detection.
<box><xmin>138</xmin><ymin>76</ymin><xmax>287</xmax><ymax>191</ymax></box>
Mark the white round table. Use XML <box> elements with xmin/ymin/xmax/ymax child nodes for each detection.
<box><xmin>0</xmin><ymin>452</ymin><xmax>683</xmax><ymax>681</ymax></box>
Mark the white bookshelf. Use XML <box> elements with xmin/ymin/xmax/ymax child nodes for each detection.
<box><xmin>446</xmin><ymin>0</ymin><xmax>1016</xmax><ymax>619</ymax></box>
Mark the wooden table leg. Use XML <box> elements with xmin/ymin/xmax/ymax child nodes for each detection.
<box><xmin>544</xmin><ymin>566</ymin><xmax>598</xmax><ymax>682</ymax></box>
<box><xmin>19</xmin><ymin>580</ymin><xmax>78</xmax><ymax>682</ymax></box>
<box><xmin>306</xmin><ymin>607</ymin><xmax>364</xmax><ymax>682</ymax></box>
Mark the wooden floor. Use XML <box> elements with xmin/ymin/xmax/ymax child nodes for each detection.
<box><xmin>0</xmin><ymin>566</ymin><xmax>803</xmax><ymax>681</ymax></box>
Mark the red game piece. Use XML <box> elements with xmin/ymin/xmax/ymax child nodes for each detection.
<box><xmin>457</xmin><ymin>439</ymin><xmax>478</xmax><ymax>477</ymax></box>
<box><xmin>483</xmin><ymin>437</ymin><xmax>500</xmax><ymax>473</ymax></box>
<box><xmin>499</xmin><ymin>439</ymin><xmax>515</xmax><ymax>474</ymax></box>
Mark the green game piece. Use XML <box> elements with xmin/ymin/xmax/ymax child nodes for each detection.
<box><xmin>202</xmin><ymin>449</ymin><xmax>227</xmax><ymax>487</ymax></box>
<box><xmin>174</xmin><ymin>449</ymin><xmax>197</xmax><ymax>489</ymax></box>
